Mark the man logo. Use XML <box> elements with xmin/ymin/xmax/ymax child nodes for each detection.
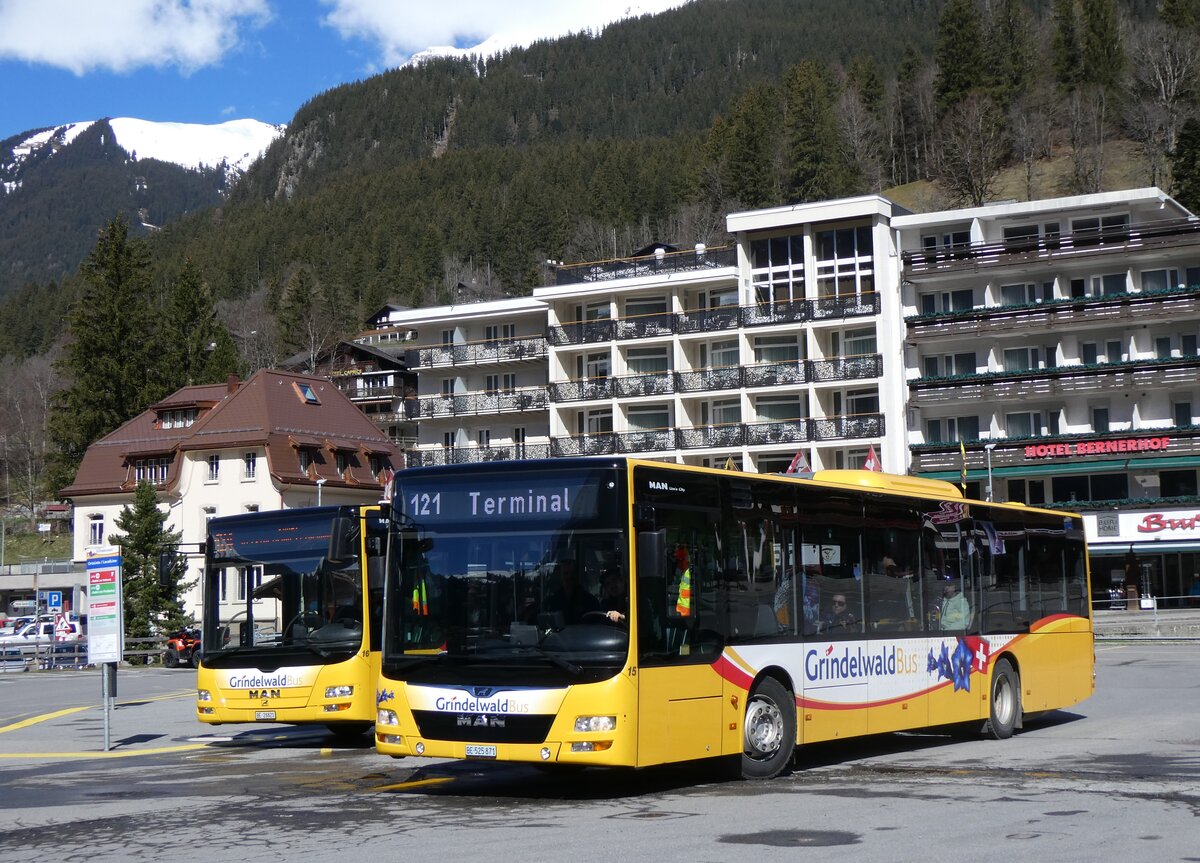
<box><xmin>249</xmin><ymin>689</ymin><xmax>282</xmax><ymax>700</ymax></box>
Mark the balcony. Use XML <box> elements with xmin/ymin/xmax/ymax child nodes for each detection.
<box><xmin>745</xmin><ymin>418</ymin><xmax>810</xmax><ymax>446</ymax></box>
<box><xmin>406</xmin><ymin>443</ymin><xmax>552</xmax><ymax>467</ymax></box>
<box><xmin>406</xmin><ymin>336</ymin><xmax>548</xmax><ymax>368</ymax></box>
<box><xmin>901</xmin><ymin>217</ymin><xmax>1200</xmax><ymax>277</ymax></box>
<box><xmin>548</xmin><ymin>377</ymin><xmax>613</xmax><ymax>402</ymax></box>
<box><xmin>551</xmin><ymin>432</ymin><xmax>618</xmax><ymax>457</ymax></box>
<box><xmin>906</xmin><ymin>285</ymin><xmax>1200</xmax><ymax>341</ymax></box>
<box><xmin>616</xmin><ymin>429</ymin><xmax>676</xmax><ymax>452</ymax></box>
<box><xmin>613</xmin><ymin>371</ymin><xmax>674</xmax><ymax>398</ymax></box>
<box><xmin>740</xmin><ymin>298</ymin><xmax>808</xmax><ymax>327</ymax></box>
<box><xmin>554</xmin><ymin>245</ymin><xmax>736</xmax><ymax>285</ymax></box>
<box><xmin>677</xmin><ymin>423</ymin><xmax>746</xmax><ymax>449</ymax></box>
<box><xmin>336</xmin><ymin>384</ymin><xmax>402</xmax><ymax>401</ymax></box>
<box><xmin>405</xmin><ymin>386</ymin><xmax>549</xmax><ymax>419</ymax></box>
<box><xmin>675</xmin><ymin>366</ymin><xmax>744</xmax><ymax>392</ymax></box>
<box><xmin>674</xmin><ymin>305</ymin><xmax>740</xmax><ymax>334</ymax></box>
<box><xmin>744</xmin><ymin>362</ymin><xmax>807</xmax><ymax>388</ymax></box>
<box><xmin>808</xmin><ymin>354</ymin><xmax>882</xmax><ymax>382</ymax></box>
<box><xmin>615</xmin><ymin>312</ymin><xmax>674</xmax><ymax>340</ymax></box>
<box><xmin>809</xmin><ymin>412</ymin><xmax>885</xmax><ymax>441</ymax></box>
<box><xmin>910</xmin><ymin>356</ymin><xmax>1200</xmax><ymax>406</ymax></box>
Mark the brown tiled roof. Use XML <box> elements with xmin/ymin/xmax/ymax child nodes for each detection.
<box><xmin>60</xmin><ymin>370</ymin><xmax>401</xmax><ymax>498</ymax></box>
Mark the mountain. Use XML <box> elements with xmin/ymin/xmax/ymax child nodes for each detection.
<box><xmin>0</xmin><ymin>118</ymin><xmax>283</xmax><ymax>296</ymax></box>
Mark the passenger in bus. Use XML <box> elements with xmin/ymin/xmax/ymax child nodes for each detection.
<box><xmin>939</xmin><ymin>576</ymin><xmax>971</xmax><ymax>630</ymax></box>
<box><xmin>821</xmin><ymin>593</ymin><xmax>856</xmax><ymax>632</ymax></box>
<box><xmin>600</xmin><ymin>568</ymin><xmax>628</xmax><ymax>623</ymax></box>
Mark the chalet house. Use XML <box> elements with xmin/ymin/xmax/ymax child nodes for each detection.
<box><xmin>59</xmin><ymin>369</ymin><xmax>401</xmax><ymax>621</ymax></box>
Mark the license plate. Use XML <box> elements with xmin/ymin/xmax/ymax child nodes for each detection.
<box><xmin>255</xmin><ymin>711</ymin><xmax>276</xmax><ymax>720</ymax></box>
<box><xmin>464</xmin><ymin>744</ymin><xmax>496</xmax><ymax>758</ymax></box>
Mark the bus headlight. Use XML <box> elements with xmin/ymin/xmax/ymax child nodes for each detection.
<box><xmin>377</xmin><ymin>708</ymin><xmax>399</xmax><ymax>726</ymax></box>
<box><xmin>574</xmin><ymin>715</ymin><xmax>617</xmax><ymax>733</ymax></box>
<box><xmin>325</xmin><ymin>685</ymin><xmax>354</xmax><ymax>698</ymax></box>
<box><xmin>197</xmin><ymin>690</ymin><xmax>212</xmax><ymax>702</ymax></box>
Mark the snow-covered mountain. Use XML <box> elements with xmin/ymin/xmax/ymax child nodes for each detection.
<box><xmin>0</xmin><ymin>117</ymin><xmax>285</xmax><ymax>297</ymax></box>
<box><xmin>4</xmin><ymin>117</ymin><xmax>283</xmax><ymax>192</ymax></box>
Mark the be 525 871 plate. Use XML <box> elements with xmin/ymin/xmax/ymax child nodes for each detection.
<box><xmin>464</xmin><ymin>744</ymin><xmax>496</xmax><ymax>758</ymax></box>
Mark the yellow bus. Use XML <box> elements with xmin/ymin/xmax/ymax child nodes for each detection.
<box><xmin>197</xmin><ymin>505</ymin><xmax>386</xmax><ymax>735</ymax></box>
<box><xmin>375</xmin><ymin>459</ymin><xmax>1093</xmax><ymax>777</ymax></box>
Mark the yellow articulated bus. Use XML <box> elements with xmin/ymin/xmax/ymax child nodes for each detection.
<box><xmin>375</xmin><ymin>458</ymin><xmax>1093</xmax><ymax>778</ymax></box>
<box><xmin>197</xmin><ymin>505</ymin><xmax>388</xmax><ymax>736</ymax></box>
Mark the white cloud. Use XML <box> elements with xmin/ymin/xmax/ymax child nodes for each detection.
<box><xmin>0</xmin><ymin>0</ymin><xmax>271</xmax><ymax>75</ymax></box>
<box><xmin>319</xmin><ymin>0</ymin><xmax>691</xmax><ymax>69</ymax></box>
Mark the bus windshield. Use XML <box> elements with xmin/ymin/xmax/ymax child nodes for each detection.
<box><xmin>203</xmin><ymin>507</ymin><xmax>365</xmax><ymax>665</ymax></box>
<box><xmin>386</xmin><ymin>464</ymin><xmax>628</xmax><ymax>684</ymax></box>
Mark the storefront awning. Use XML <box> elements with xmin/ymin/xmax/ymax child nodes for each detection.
<box><xmin>1089</xmin><ymin>541</ymin><xmax>1200</xmax><ymax>555</ymax></box>
<box><xmin>922</xmin><ymin>454</ymin><xmax>1200</xmax><ymax>482</ymax></box>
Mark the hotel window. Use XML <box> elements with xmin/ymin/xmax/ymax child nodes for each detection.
<box><xmin>626</xmin><ymin>346</ymin><xmax>669</xmax><ymax>374</ymax></box>
<box><xmin>243</xmin><ymin>452</ymin><xmax>256</xmax><ymax>480</ymax></box>
<box><xmin>1174</xmin><ymin>400</ymin><xmax>1193</xmax><ymax>426</ymax></box>
<box><xmin>1141</xmin><ymin>268</ymin><xmax>1180</xmax><ymax>292</ymax></box>
<box><xmin>1000</xmin><ymin>283</ymin><xmax>1037</xmax><ymax>306</ymax></box>
<box><xmin>514</xmin><ymin>427</ymin><xmax>527</xmax><ymax>457</ymax></box>
<box><xmin>207</xmin><ymin>454</ymin><xmax>220</xmax><ymax>482</ymax></box>
<box><xmin>1007</xmin><ymin>478</ymin><xmax>1046</xmax><ymax>506</ymax></box>
<box><xmin>815</xmin><ymin>225</ymin><xmax>874</xmax><ymax>299</ymax></box>
<box><xmin>1091</xmin><ymin>273</ymin><xmax>1127</xmax><ymax>296</ymax></box>
<box><xmin>441</xmin><ymin>378</ymin><xmax>455</xmax><ymax>396</ymax></box>
<box><xmin>335</xmin><ymin>451</ymin><xmax>349</xmax><ymax>477</ymax></box>
<box><xmin>502</xmin><ymin>323</ymin><xmax>516</xmax><ymax>341</ymax></box>
<box><xmin>88</xmin><ymin>515</ymin><xmax>105</xmax><ymax>546</ymax></box>
<box><xmin>926</xmin><ymin>416</ymin><xmax>980</xmax><ymax>443</ymax></box>
<box><xmin>1183</xmin><ymin>334</ymin><xmax>1198</xmax><ymax>356</ymax></box>
<box><xmin>750</xmin><ymin>233</ymin><xmax>805</xmax><ymax>306</ymax></box>
<box><xmin>628</xmin><ymin>404</ymin><xmax>670</xmax><ymax>431</ymax></box>
<box><xmin>755</xmin><ymin>395</ymin><xmax>802</xmax><ymax>422</ymax></box>
<box><xmin>845</xmin><ymin>389</ymin><xmax>879</xmax><ymax>416</ymax></box>
<box><xmin>581</xmin><ymin>301</ymin><xmax>611</xmax><ymax>321</ymax></box>
<box><xmin>1006</xmin><ymin>411</ymin><xmax>1042</xmax><ymax>438</ymax></box>
<box><xmin>1092</xmin><ymin>406</ymin><xmax>1110</xmax><ymax>434</ymax></box>
<box><xmin>477</xmin><ymin>429</ymin><xmax>491</xmax><ymax>448</ymax></box>
<box><xmin>701</xmin><ymin>339</ymin><xmax>739</xmax><ymax>369</ymax></box>
<box><xmin>624</xmin><ymin>295</ymin><xmax>668</xmax><ymax>318</ymax></box>
<box><xmin>920</xmin><ymin>288</ymin><xmax>974</xmax><ymax>315</ymax></box>
<box><xmin>704</xmin><ymin>398</ymin><xmax>742</xmax><ymax>426</ymax></box>
<box><xmin>1156</xmin><ymin>336</ymin><xmax>1173</xmax><ymax>359</ymax></box>
<box><xmin>485</xmin><ymin>374</ymin><xmax>500</xmax><ymax>395</ymax></box>
<box><xmin>579</xmin><ymin>351</ymin><xmax>610</xmax><ymax>380</ymax></box>
<box><xmin>1081</xmin><ymin>342</ymin><xmax>1099</xmax><ymax>365</ymax></box>
<box><xmin>443</xmin><ymin>432</ymin><xmax>456</xmax><ymax>451</ymax></box>
<box><xmin>502</xmin><ymin>373</ymin><xmax>517</xmax><ymax>392</ymax></box>
<box><xmin>924</xmin><ymin>352</ymin><xmax>976</xmax><ymax>377</ymax></box>
<box><xmin>837</xmin><ymin>327</ymin><xmax>876</xmax><ymax>358</ymax></box>
<box><xmin>298</xmin><ymin>449</ymin><xmax>312</xmax><ymax>472</ymax></box>
<box><xmin>1161</xmin><ymin>469</ymin><xmax>1198</xmax><ymax>497</ymax></box>
<box><xmin>1106</xmin><ymin>340</ymin><xmax>1123</xmax><ymax>362</ymax></box>
<box><xmin>579</xmin><ymin>409</ymin><xmax>613</xmax><ymax>435</ymax></box>
<box><xmin>752</xmin><ymin>334</ymin><xmax>800</xmax><ymax>364</ymax></box>
<box><xmin>1072</xmin><ymin>213</ymin><xmax>1129</xmax><ymax>243</ymax></box>
<box><xmin>484</xmin><ymin>324</ymin><xmax>499</xmax><ymax>345</ymax></box>
<box><xmin>1003</xmin><ymin>347</ymin><xmax>1038</xmax><ymax>372</ymax></box>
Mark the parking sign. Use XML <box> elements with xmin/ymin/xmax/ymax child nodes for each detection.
<box><xmin>46</xmin><ymin>590</ymin><xmax>63</xmax><ymax>611</ymax></box>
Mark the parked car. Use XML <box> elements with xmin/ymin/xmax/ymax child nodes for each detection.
<box><xmin>0</xmin><ymin>618</ymin><xmax>83</xmax><ymax>655</ymax></box>
<box><xmin>0</xmin><ymin>615</ymin><xmax>35</xmax><ymax>637</ymax></box>
<box><xmin>0</xmin><ymin>647</ymin><xmax>30</xmax><ymax>672</ymax></box>
<box><xmin>39</xmin><ymin>642</ymin><xmax>92</xmax><ymax>670</ymax></box>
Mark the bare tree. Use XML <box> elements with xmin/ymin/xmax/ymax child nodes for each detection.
<box><xmin>936</xmin><ymin>94</ymin><xmax>1007</xmax><ymax>206</ymax></box>
<box><xmin>1065</xmin><ymin>85</ymin><xmax>1110</xmax><ymax>194</ymax></box>
<box><xmin>840</xmin><ymin>87</ymin><xmax>884</xmax><ymax>193</ymax></box>
<box><xmin>1124</xmin><ymin>19</ymin><xmax>1200</xmax><ymax>187</ymax></box>
<box><xmin>1007</xmin><ymin>86</ymin><xmax>1057</xmax><ymax>200</ymax></box>
<box><xmin>0</xmin><ymin>353</ymin><xmax>57</xmax><ymax>522</ymax></box>
<box><xmin>218</xmin><ymin>288</ymin><xmax>280</xmax><ymax>374</ymax></box>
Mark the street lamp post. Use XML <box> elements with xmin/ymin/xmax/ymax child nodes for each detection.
<box><xmin>984</xmin><ymin>443</ymin><xmax>997</xmax><ymax>502</ymax></box>
<box><xmin>316</xmin><ymin>478</ymin><xmax>326</xmax><ymax>506</ymax></box>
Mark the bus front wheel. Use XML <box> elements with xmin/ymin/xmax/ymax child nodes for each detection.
<box><xmin>741</xmin><ymin>677</ymin><xmax>795</xmax><ymax>780</ymax></box>
<box><xmin>986</xmin><ymin>658</ymin><xmax>1019</xmax><ymax>740</ymax></box>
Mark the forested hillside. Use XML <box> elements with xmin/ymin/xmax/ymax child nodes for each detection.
<box><xmin>4</xmin><ymin>0</ymin><xmax>1200</xmax><ymax>499</ymax></box>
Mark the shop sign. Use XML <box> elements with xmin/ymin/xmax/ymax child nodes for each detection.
<box><xmin>1024</xmin><ymin>436</ymin><xmax>1171</xmax><ymax>459</ymax></box>
<box><xmin>1137</xmin><ymin>513</ymin><xmax>1200</xmax><ymax>534</ymax></box>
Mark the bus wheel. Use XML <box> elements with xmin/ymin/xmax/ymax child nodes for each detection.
<box><xmin>742</xmin><ymin>678</ymin><xmax>795</xmax><ymax>779</ymax></box>
<box><xmin>986</xmin><ymin>658</ymin><xmax>1019</xmax><ymax>740</ymax></box>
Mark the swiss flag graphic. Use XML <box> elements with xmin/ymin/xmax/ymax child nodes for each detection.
<box><xmin>964</xmin><ymin>636</ymin><xmax>991</xmax><ymax>674</ymax></box>
<box><xmin>863</xmin><ymin>445</ymin><xmax>882</xmax><ymax>472</ymax></box>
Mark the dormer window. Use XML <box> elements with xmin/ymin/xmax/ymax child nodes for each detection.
<box><xmin>299</xmin><ymin>449</ymin><xmax>312</xmax><ymax>472</ymax></box>
<box><xmin>159</xmin><ymin>408</ymin><xmax>197</xmax><ymax>429</ymax></box>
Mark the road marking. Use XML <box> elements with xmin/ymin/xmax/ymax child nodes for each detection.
<box><xmin>374</xmin><ymin>776</ymin><xmax>455</xmax><ymax>792</ymax></box>
<box><xmin>0</xmin><ymin>706</ymin><xmax>90</xmax><ymax>734</ymax></box>
<box><xmin>0</xmin><ymin>743</ymin><xmax>211</xmax><ymax>760</ymax></box>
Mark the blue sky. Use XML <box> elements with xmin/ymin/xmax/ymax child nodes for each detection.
<box><xmin>0</xmin><ymin>0</ymin><xmax>687</xmax><ymax>139</ymax></box>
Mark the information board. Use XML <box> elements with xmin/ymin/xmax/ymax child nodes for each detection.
<box><xmin>86</xmin><ymin>547</ymin><xmax>123</xmax><ymax>665</ymax></box>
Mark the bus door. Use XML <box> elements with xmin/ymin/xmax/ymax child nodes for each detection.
<box><xmin>633</xmin><ymin>523</ymin><xmax>724</xmax><ymax>766</ymax></box>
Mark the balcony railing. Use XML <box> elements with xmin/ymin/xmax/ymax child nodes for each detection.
<box><xmin>809</xmin><ymin>293</ymin><xmax>881</xmax><ymax>320</ymax></box>
<box><xmin>675</xmin><ymin>366</ymin><xmax>744</xmax><ymax>392</ymax></box>
<box><xmin>740</xmin><ymin>299</ymin><xmax>808</xmax><ymax>327</ymax></box>
<box><xmin>808</xmin><ymin>354</ymin><xmax>882</xmax><ymax>382</ymax></box>
<box><xmin>745</xmin><ymin>418</ymin><xmax>811</xmax><ymax>446</ymax></box>
<box><xmin>406</xmin><ymin>336</ymin><xmax>548</xmax><ymax>368</ymax></box>
<box><xmin>406</xmin><ymin>443</ymin><xmax>552</xmax><ymax>467</ymax></box>
<box><xmin>548</xmin><ymin>378</ymin><xmax>613</xmax><ymax>402</ymax></box>
<box><xmin>901</xmin><ymin>217</ymin><xmax>1200</xmax><ymax>276</ymax></box>
<box><xmin>613</xmin><ymin>371</ymin><xmax>674</xmax><ymax>398</ymax></box>
<box><xmin>677</xmin><ymin>423</ymin><xmax>746</xmax><ymax>449</ymax></box>
<box><xmin>547</xmin><ymin>319</ymin><xmax>616</xmax><ymax>346</ymax></box>
<box><xmin>554</xmin><ymin>245</ymin><xmax>737</xmax><ymax>285</ymax></box>
<box><xmin>405</xmin><ymin>386</ymin><xmax>549</xmax><ymax>419</ymax></box>
<box><xmin>551</xmin><ymin>432</ymin><xmax>618</xmax><ymax>457</ymax></box>
<box><xmin>336</xmin><ymin>384</ymin><xmax>403</xmax><ymax>400</ymax></box>
<box><xmin>674</xmin><ymin>306</ymin><xmax>740</xmax><ymax>334</ymax></box>
<box><xmin>809</xmin><ymin>413</ymin><xmax>885</xmax><ymax>441</ymax></box>
<box><xmin>744</xmin><ymin>362</ymin><xmax>807</xmax><ymax>388</ymax></box>
<box><xmin>614</xmin><ymin>312</ymin><xmax>675</xmax><ymax>340</ymax></box>
<box><xmin>616</xmin><ymin>429</ymin><xmax>676</xmax><ymax>452</ymax></box>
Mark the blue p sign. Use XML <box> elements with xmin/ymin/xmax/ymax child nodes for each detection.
<box><xmin>46</xmin><ymin>591</ymin><xmax>63</xmax><ymax>611</ymax></box>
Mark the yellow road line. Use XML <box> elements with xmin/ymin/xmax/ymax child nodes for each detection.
<box><xmin>374</xmin><ymin>776</ymin><xmax>455</xmax><ymax>791</ymax></box>
<box><xmin>0</xmin><ymin>743</ymin><xmax>210</xmax><ymax>760</ymax></box>
<box><xmin>0</xmin><ymin>706</ymin><xmax>91</xmax><ymax>734</ymax></box>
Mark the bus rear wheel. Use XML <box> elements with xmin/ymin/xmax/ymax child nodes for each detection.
<box><xmin>741</xmin><ymin>677</ymin><xmax>795</xmax><ymax>780</ymax></box>
<box><xmin>986</xmin><ymin>658</ymin><xmax>1019</xmax><ymax>740</ymax></box>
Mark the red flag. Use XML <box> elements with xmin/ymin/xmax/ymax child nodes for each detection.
<box><xmin>863</xmin><ymin>445</ymin><xmax>882</xmax><ymax>472</ymax></box>
<box><xmin>380</xmin><ymin>467</ymin><xmax>395</xmax><ymax>501</ymax></box>
<box><xmin>785</xmin><ymin>449</ymin><xmax>811</xmax><ymax>475</ymax></box>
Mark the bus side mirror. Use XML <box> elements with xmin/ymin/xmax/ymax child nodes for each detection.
<box><xmin>637</xmin><ymin>529</ymin><xmax>665</xmax><ymax>579</ymax></box>
<box><xmin>327</xmin><ymin>515</ymin><xmax>359</xmax><ymax>564</ymax></box>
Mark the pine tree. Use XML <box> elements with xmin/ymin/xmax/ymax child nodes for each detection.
<box><xmin>1081</xmin><ymin>0</ymin><xmax>1124</xmax><ymax>90</ymax></box>
<box><xmin>47</xmin><ymin>215</ymin><xmax>160</xmax><ymax>492</ymax></box>
<box><xmin>935</xmin><ymin>0</ymin><xmax>987</xmax><ymax>113</ymax></box>
<box><xmin>783</xmin><ymin>61</ymin><xmax>860</xmax><ymax>202</ymax></box>
<box><xmin>109</xmin><ymin>481</ymin><xmax>192</xmax><ymax>639</ymax></box>
<box><xmin>1052</xmin><ymin>0</ymin><xmax>1084</xmax><ymax>90</ymax></box>
<box><xmin>160</xmin><ymin>257</ymin><xmax>241</xmax><ymax>389</ymax></box>
<box><xmin>1171</xmin><ymin>118</ymin><xmax>1200</xmax><ymax>213</ymax></box>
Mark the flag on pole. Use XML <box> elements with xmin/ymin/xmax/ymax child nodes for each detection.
<box><xmin>959</xmin><ymin>440</ymin><xmax>968</xmax><ymax>492</ymax></box>
<box><xmin>723</xmin><ymin>457</ymin><xmax>737</xmax><ymax>471</ymax></box>
<box><xmin>863</xmin><ymin>445</ymin><xmax>882</xmax><ymax>472</ymax></box>
<box><xmin>785</xmin><ymin>449</ymin><xmax>811</xmax><ymax>475</ymax></box>
<box><xmin>380</xmin><ymin>466</ymin><xmax>396</xmax><ymax>501</ymax></box>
